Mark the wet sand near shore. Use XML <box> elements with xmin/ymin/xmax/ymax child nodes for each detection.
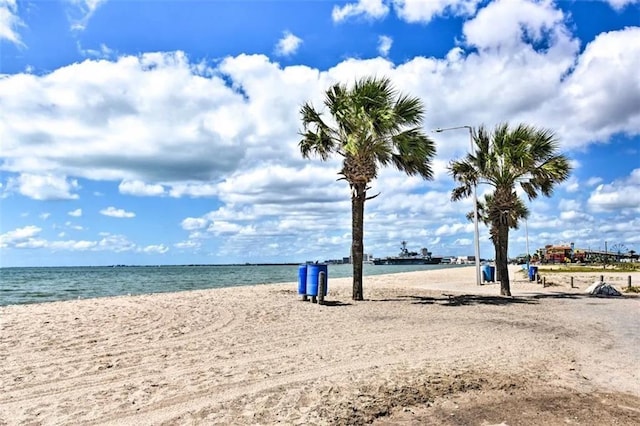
<box><xmin>1</xmin><ymin>266</ymin><xmax>638</xmax><ymax>425</ymax></box>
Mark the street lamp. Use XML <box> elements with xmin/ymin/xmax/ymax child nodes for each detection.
<box><xmin>518</xmin><ymin>174</ymin><xmax>533</xmax><ymax>269</ymax></box>
<box><xmin>525</xmin><ymin>218</ymin><xmax>530</xmax><ymax>269</ymax></box>
<box><xmin>434</xmin><ymin>125</ymin><xmax>482</xmax><ymax>286</ymax></box>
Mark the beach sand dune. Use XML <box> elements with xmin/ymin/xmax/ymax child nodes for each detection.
<box><xmin>1</xmin><ymin>266</ymin><xmax>639</xmax><ymax>425</ymax></box>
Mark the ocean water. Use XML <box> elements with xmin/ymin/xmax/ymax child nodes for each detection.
<box><xmin>0</xmin><ymin>263</ymin><xmax>462</xmax><ymax>307</ymax></box>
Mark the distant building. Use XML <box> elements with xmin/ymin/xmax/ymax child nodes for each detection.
<box><xmin>540</xmin><ymin>243</ymin><xmax>579</xmax><ymax>263</ymax></box>
<box><xmin>456</xmin><ymin>256</ymin><xmax>476</xmax><ymax>264</ymax></box>
<box><xmin>338</xmin><ymin>254</ymin><xmax>373</xmax><ymax>264</ymax></box>
<box><xmin>538</xmin><ymin>242</ymin><xmax>629</xmax><ymax>263</ymax></box>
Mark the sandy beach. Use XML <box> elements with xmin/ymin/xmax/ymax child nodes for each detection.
<box><xmin>1</xmin><ymin>265</ymin><xmax>639</xmax><ymax>425</ymax></box>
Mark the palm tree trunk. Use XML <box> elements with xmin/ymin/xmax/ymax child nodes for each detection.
<box><xmin>351</xmin><ymin>182</ymin><xmax>366</xmax><ymax>301</ymax></box>
<box><xmin>496</xmin><ymin>223</ymin><xmax>511</xmax><ymax>296</ymax></box>
<box><xmin>494</xmin><ymin>240</ymin><xmax>501</xmax><ymax>282</ymax></box>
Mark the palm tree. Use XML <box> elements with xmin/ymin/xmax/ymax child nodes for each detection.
<box><xmin>449</xmin><ymin>123</ymin><xmax>571</xmax><ymax>296</ymax></box>
<box><xmin>299</xmin><ymin>76</ymin><xmax>436</xmax><ymax>300</ymax></box>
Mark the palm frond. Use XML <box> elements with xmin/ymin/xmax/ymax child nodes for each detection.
<box><xmin>448</xmin><ymin>122</ymin><xmax>570</xmax><ymax>230</ymax></box>
<box><xmin>299</xmin><ymin>75</ymin><xmax>435</xmax><ymax>188</ymax></box>
<box><xmin>393</xmin><ymin>94</ymin><xmax>424</xmax><ymax>127</ymax></box>
<box><xmin>451</xmin><ymin>185</ymin><xmax>473</xmax><ymax>202</ymax></box>
<box><xmin>299</xmin><ymin>102</ymin><xmax>338</xmax><ymax>160</ymax></box>
<box><xmin>389</xmin><ymin>129</ymin><xmax>436</xmax><ymax>179</ymax></box>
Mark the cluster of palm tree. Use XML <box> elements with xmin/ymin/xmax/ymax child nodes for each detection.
<box><xmin>299</xmin><ymin>76</ymin><xmax>571</xmax><ymax>300</ymax></box>
<box><xmin>450</xmin><ymin>124</ymin><xmax>572</xmax><ymax>296</ymax></box>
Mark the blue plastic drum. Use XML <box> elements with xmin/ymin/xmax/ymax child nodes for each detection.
<box><xmin>482</xmin><ymin>265</ymin><xmax>491</xmax><ymax>282</ymax></box>
<box><xmin>528</xmin><ymin>265</ymin><xmax>538</xmax><ymax>281</ymax></box>
<box><xmin>297</xmin><ymin>264</ymin><xmax>307</xmax><ymax>294</ymax></box>
<box><xmin>306</xmin><ymin>264</ymin><xmax>328</xmax><ymax>296</ymax></box>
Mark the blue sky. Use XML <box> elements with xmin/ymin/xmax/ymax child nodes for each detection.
<box><xmin>1</xmin><ymin>0</ymin><xmax>639</xmax><ymax>267</ymax></box>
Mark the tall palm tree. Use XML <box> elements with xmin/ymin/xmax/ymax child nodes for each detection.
<box><xmin>449</xmin><ymin>123</ymin><xmax>571</xmax><ymax>296</ymax></box>
<box><xmin>299</xmin><ymin>76</ymin><xmax>436</xmax><ymax>300</ymax></box>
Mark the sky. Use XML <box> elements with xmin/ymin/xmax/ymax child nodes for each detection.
<box><xmin>0</xmin><ymin>0</ymin><xmax>639</xmax><ymax>267</ymax></box>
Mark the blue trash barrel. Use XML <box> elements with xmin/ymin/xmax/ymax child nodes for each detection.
<box><xmin>482</xmin><ymin>265</ymin><xmax>491</xmax><ymax>282</ymax></box>
<box><xmin>489</xmin><ymin>266</ymin><xmax>495</xmax><ymax>282</ymax></box>
<box><xmin>528</xmin><ymin>265</ymin><xmax>538</xmax><ymax>281</ymax></box>
<box><xmin>306</xmin><ymin>264</ymin><xmax>328</xmax><ymax>296</ymax></box>
<box><xmin>297</xmin><ymin>264</ymin><xmax>307</xmax><ymax>295</ymax></box>
<box><xmin>482</xmin><ymin>265</ymin><xmax>491</xmax><ymax>283</ymax></box>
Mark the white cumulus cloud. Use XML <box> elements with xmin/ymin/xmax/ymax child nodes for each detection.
<box><xmin>50</xmin><ymin>240</ymin><xmax>97</xmax><ymax>250</ymax></box>
<box><xmin>119</xmin><ymin>180</ymin><xmax>166</xmax><ymax>196</ymax></box>
<box><xmin>0</xmin><ymin>0</ymin><xmax>23</xmax><ymax>45</ymax></box>
<box><xmin>100</xmin><ymin>206</ymin><xmax>136</xmax><ymax>218</ymax></box>
<box><xmin>332</xmin><ymin>0</ymin><xmax>389</xmax><ymax>22</ymax></box>
<box><xmin>462</xmin><ymin>0</ymin><xmax>569</xmax><ymax>51</ymax></box>
<box><xmin>140</xmin><ymin>244</ymin><xmax>169</xmax><ymax>254</ymax></box>
<box><xmin>552</xmin><ymin>27</ymin><xmax>640</xmax><ymax>147</ymax></box>
<box><xmin>588</xmin><ymin>169</ymin><xmax>640</xmax><ymax>214</ymax></box>
<box><xmin>0</xmin><ymin>52</ymin><xmax>253</xmax><ymax>193</ymax></box>
<box><xmin>97</xmin><ymin>233</ymin><xmax>136</xmax><ymax>252</ymax></box>
<box><xmin>68</xmin><ymin>208</ymin><xmax>83</xmax><ymax>217</ymax></box>
<box><xmin>393</xmin><ymin>0</ymin><xmax>481</xmax><ymax>23</ymax></box>
<box><xmin>181</xmin><ymin>217</ymin><xmax>208</xmax><ymax>231</ymax></box>
<box><xmin>275</xmin><ymin>31</ymin><xmax>303</xmax><ymax>56</ymax></box>
<box><xmin>66</xmin><ymin>0</ymin><xmax>108</xmax><ymax>31</ymax></box>
<box><xmin>174</xmin><ymin>240</ymin><xmax>201</xmax><ymax>249</ymax></box>
<box><xmin>377</xmin><ymin>35</ymin><xmax>393</xmax><ymax>57</ymax></box>
<box><xmin>604</xmin><ymin>0</ymin><xmax>640</xmax><ymax>11</ymax></box>
<box><xmin>5</xmin><ymin>174</ymin><xmax>80</xmax><ymax>200</ymax></box>
<box><xmin>0</xmin><ymin>225</ymin><xmax>42</xmax><ymax>247</ymax></box>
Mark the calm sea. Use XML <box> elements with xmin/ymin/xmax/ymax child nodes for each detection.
<box><xmin>0</xmin><ymin>263</ymin><xmax>462</xmax><ymax>306</ymax></box>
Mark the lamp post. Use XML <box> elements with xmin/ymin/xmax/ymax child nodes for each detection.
<box><xmin>435</xmin><ymin>125</ymin><xmax>482</xmax><ymax>286</ymax></box>
<box><xmin>525</xmin><ymin>218</ymin><xmax>530</xmax><ymax>269</ymax></box>
<box><xmin>519</xmin><ymin>174</ymin><xmax>533</xmax><ymax>268</ymax></box>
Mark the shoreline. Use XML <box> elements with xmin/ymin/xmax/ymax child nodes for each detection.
<box><xmin>0</xmin><ymin>263</ymin><xmax>467</xmax><ymax>307</ymax></box>
<box><xmin>1</xmin><ymin>266</ymin><xmax>639</xmax><ymax>424</ymax></box>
